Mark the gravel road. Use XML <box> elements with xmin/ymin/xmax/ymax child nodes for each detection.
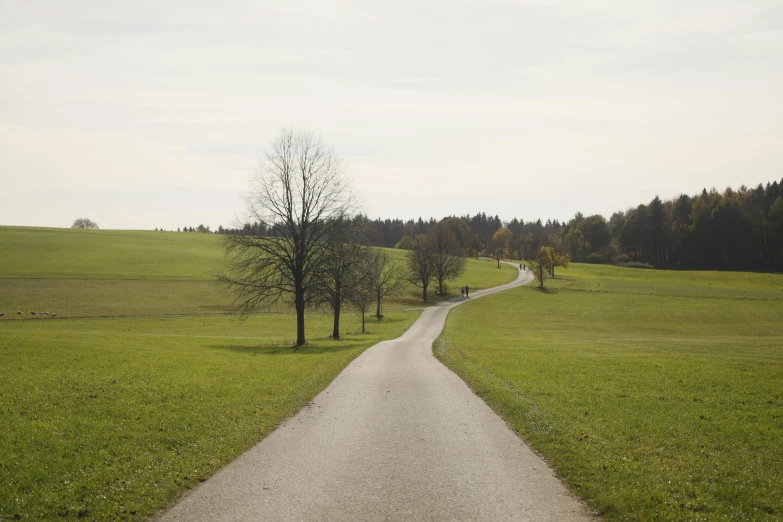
<box><xmin>157</xmin><ymin>265</ymin><xmax>594</xmax><ymax>521</ymax></box>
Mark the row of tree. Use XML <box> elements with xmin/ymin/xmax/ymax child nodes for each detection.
<box><xmin>606</xmin><ymin>183</ymin><xmax>783</xmax><ymax>271</ymax></box>
<box><xmin>219</xmin><ymin>129</ymin><xmax>414</xmax><ymax>347</ymax></box>
<box><xmin>221</xmin><ymin>128</ymin><xmax>782</xmax><ymax>346</ymax></box>
<box><xmin>378</xmin><ymin>180</ymin><xmax>783</xmax><ymax>273</ymax></box>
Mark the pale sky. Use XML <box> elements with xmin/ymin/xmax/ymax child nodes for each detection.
<box><xmin>1</xmin><ymin>0</ymin><xmax>782</xmax><ymax>230</ymax></box>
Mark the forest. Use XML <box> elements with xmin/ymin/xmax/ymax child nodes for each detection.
<box><xmin>199</xmin><ymin>178</ymin><xmax>783</xmax><ymax>272</ymax></box>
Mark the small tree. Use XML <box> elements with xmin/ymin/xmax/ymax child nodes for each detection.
<box><xmin>429</xmin><ymin>222</ymin><xmax>466</xmax><ymax>295</ymax></box>
<box><xmin>406</xmin><ymin>234</ymin><xmax>436</xmax><ymax>304</ymax></box>
<box><xmin>350</xmin><ymin>251</ymin><xmax>378</xmax><ymax>333</ymax></box>
<box><xmin>395</xmin><ymin>235</ymin><xmax>414</xmax><ymax>250</ymax></box>
<box><xmin>531</xmin><ymin>246</ymin><xmax>550</xmax><ymax>289</ymax></box>
<box><xmin>367</xmin><ymin>250</ymin><xmax>404</xmax><ymax>319</ymax></box>
<box><xmin>491</xmin><ymin>227</ymin><xmax>514</xmax><ymax>268</ymax></box>
<box><xmin>71</xmin><ymin>218</ymin><xmax>99</xmax><ymax>229</ymax></box>
<box><xmin>351</xmin><ymin>285</ymin><xmax>374</xmax><ymax>334</ymax></box>
<box><xmin>316</xmin><ymin>218</ymin><xmax>369</xmax><ymax>339</ymax></box>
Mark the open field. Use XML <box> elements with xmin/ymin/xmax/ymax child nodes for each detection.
<box><xmin>0</xmin><ymin>227</ymin><xmax>517</xmax><ymax>318</ymax></box>
<box><xmin>0</xmin><ymin>226</ymin><xmax>516</xmax><ymax>520</ymax></box>
<box><xmin>436</xmin><ymin>264</ymin><xmax>783</xmax><ymax>521</ymax></box>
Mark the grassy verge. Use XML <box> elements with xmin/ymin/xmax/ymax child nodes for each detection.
<box><xmin>0</xmin><ymin>311</ymin><xmax>419</xmax><ymax>521</ymax></box>
<box><xmin>435</xmin><ymin>264</ymin><xmax>783</xmax><ymax>521</ymax></box>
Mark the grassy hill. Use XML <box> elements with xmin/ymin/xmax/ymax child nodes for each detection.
<box><xmin>0</xmin><ymin>226</ymin><xmax>517</xmax><ymax>318</ymax></box>
<box><xmin>0</xmin><ymin>226</ymin><xmax>226</xmax><ymax>280</ymax></box>
<box><xmin>436</xmin><ymin>263</ymin><xmax>783</xmax><ymax>521</ymax></box>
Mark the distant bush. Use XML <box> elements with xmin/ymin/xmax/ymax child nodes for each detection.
<box><xmin>616</xmin><ymin>261</ymin><xmax>654</xmax><ymax>269</ymax></box>
<box><xmin>395</xmin><ymin>235</ymin><xmax>414</xmax><ymax>250</ymax></box>
<box><xmin>585</xmin><ymin>252</ymin><xmax>609</xmax><ymax>264</ymax></box>
<box><xmin>71</xmin><ymin>218</ymin><xmax>99</xmax><ymax>229</ymax></box>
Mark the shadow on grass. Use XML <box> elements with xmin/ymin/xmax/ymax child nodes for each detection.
<box><xmin>209</xmin><ymin>339</ymin><xmax>370</xmax><ymax>356</ymax></box>
<box><xmin>532</xmin><ymin>286</ymin><xmax>559</xmax><ymax>294</ymax></box>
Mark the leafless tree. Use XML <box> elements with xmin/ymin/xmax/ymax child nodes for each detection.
<box><xmin>71</xmin><ymin>218</ymin><xmax>99</xmax><ymax>229</ymax></box>
<box><xmin>350</xmin><ymin>254</ymin><xmax>376</xmax><ymax>334</ymax></box>
<box><xmin>367</xmin><ymin>249</ymin><xmax>405</xmax><ymax>319</ymax></box>
<box><xmin>406</xmin><ymin>234</ymin><xmax>436</xmax><ymax>304</ymax></box>
<box><xmin>315</xmin><ymin>217</ymin><xmax>369</xmax><ymax>339</ymax></box>
<box><xmin>219</xmin><ymin>128</ymin><xmax>353</xmax><ymax>347</ymax></box>
<box><xmin>429</xmin><ymin>222</ymin><xmax>466</xmax><ymax>295</ymax></box>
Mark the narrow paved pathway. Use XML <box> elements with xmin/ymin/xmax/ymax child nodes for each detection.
<box><xmin>158</xmin><ymin>265</ymin><xmax>594</xmax><ymax>521</ymax></box>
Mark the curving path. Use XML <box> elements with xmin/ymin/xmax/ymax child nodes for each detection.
<box><xmin>157</xmin><ymin>265</ymin><xmax>594</xmax><ymax>521</ymax></box>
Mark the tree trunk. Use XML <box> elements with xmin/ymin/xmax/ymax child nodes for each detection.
<box><xmin>332</xmin><ymin>298</ymin><xmax>341</xmax><ymax>339</ymax></box>
<box><xmin>438</xmin><ymin>277</ymin><xmax>444</xmax><ymax>294</ymax></box>
<box><xmin>295</xmin><ymin>291</ymin><xmax>306</xmax><ymax>347</ymax></box>
<box><xmin>497</xmin><ymin>257</ymin><xmax>500</xmax><ymax>269</ymax></box>
<box><xmin>361</xmin><ymin>311</ymin><xmax>365</xmax><ymax>333</ymax></box>
<box><xmin>422</xmin><ymin>281</ymin><xmax>428</xmax><ymax>304</ymax></box>
<box><xmin>376</xmin><ymin>294</ymin><xmax>382</xmax><ymax>319</ymax></box>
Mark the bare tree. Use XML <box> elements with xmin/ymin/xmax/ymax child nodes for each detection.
<box><xmin>350</xmin><ymin>252</ymin><xmax>377</xmax><ymax>333</ymax></box>
<box><xmin>219</xmin><ymin>128</ymin><xmax>352</xmax><ymax>347</ymax></box>
<box><xmin>429</xmin><ymin>222</ymin><xmax>466</xmax><ymax>295</ymax></box>
<box><xmin>367</xmin><ymin>249</ymin><xmax>404</xmax><ymax>319</ymax></box>
<box><xmin>71</xmin><ymin>218</ymin><xmax>99</xmax><ymax>229</ymax></box>
<box><xmin>406</xmin><ymin>235</ymin><xmax>436</xmax><ymax>304</ymax></box>
<box><xmin>316</xmin><ymin>217</ymin><xmax>369</xmax><ymax>339</ymax></box>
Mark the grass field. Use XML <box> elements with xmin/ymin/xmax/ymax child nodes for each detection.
<box><xmin>435</xmin><ymin>264</ymin><xmax>783</xmax><ymax>521</ymax></box>
<box><xmin>0</xmin><ymin>226</ymin><xmax>516</xmax><ymax>521</ymax></box>
<box><xmin>0</xmin><ymin>312</ymin><xmax>419</xmax><ymax>521</ymax></box>
<box><xmin>0</xmin><ymin>227</ymin><xmax>517</xmax><ymax>318</ymax></box>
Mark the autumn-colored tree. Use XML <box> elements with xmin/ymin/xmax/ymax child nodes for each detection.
<box><xmin>491</xmin><ymin>227</ymin><xmax>514</xmax><ymax>268</ymax></box>
<box><xmin>531</xmin><ymin>246</ymin><xmax>550</xmax><ymax>289</ymax></box>
<box><xmin>553</xmin><ymin>251</ymin><xmax>571</xmax><ymax>278</ymax></box>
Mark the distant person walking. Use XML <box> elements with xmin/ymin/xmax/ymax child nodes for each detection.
<box><xmin>465</xmin><ymin>285</ymin><xmax>470</xmax><ymax>298</ymax></box>
<box><xmin>460</xmin><ymin>286</ymin><xmax>465</xmax><ymax>298</ymax></box>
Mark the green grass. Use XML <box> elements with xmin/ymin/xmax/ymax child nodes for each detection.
<box><xmin>435</xmin><ymin>264</ymin><xmax>783</xmax><ymax>521</ymax></box>
<box><xmin>0</xmin><ymin>311</ymin><xmax>420</xmax><ymax>521</ymax></box>
<box><xmin>0</xmin><ymin>227</ymin><xmax>516</xmax><ymax>319</ymax></box>
<box><xmin>0</xmin><ymin>226</ymin><xmax>519</xmax><ymax>520</ymax></box>
<box><xmin>0</xmin><ymin>227</ymin><xmax>225</xmax><ymax>280</ymax></box>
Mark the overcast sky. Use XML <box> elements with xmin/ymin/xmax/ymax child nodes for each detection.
<box><xmin>1</xmin><ymin>0</ymin><xmax>782</xmax><ymax>230</ymax></box>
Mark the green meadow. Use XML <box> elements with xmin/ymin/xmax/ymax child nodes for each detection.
<box><xmin>0</xmin><ymin>226</ymin><xmax>516</xmax><ymax>521</ymax></box>
<box><xmin>0</xmin><ymin>313</ymin><xmax>419</xmax><ymax>521</ymax></box>
<box><xmin>436</xmin><ymin>264</ymin><xmax>783</xmax><ymax>521</ymax></box>
<box><xmin>0</xmin><ymin>226</ymin><xmax>516</xmax><ymax>318</ymax></box>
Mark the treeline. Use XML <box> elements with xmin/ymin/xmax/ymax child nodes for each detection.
<box><xmin>210</xmin><ymin>177</ymin><xmax>783</xmax><ymax>273</ymax></box>
<box><xmin>361</xmin><ymin>178</ymin><xmax>783</xmax><ymax>272</ymax></box>
<box><xmin>607</xmin><ymin>181</ymin><xmax>783</xmax><ymax>271</ymax></box>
